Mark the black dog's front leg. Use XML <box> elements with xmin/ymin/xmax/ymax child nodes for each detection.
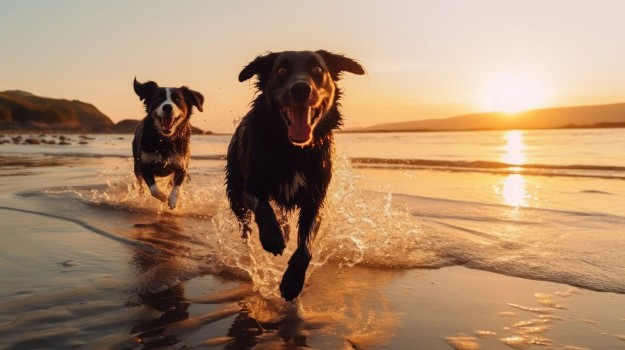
<box><xmin>280</xmin><ymin>201</ymin><xmax>321</xmax><ymax>301</ymax></box>
<box><xmin>142</xmin><ymin>171</ymin><xmax>167</xmax><ymax>202</ymax></box>
<box><xmin>167</xmin><ymin>169</ymin><xmax>186</xmax><ymax>209</ymax></box>
<box><xmin>248</xmin><ymin>194</ymin><xmax>286</xmax><ymax>256</ymax></box>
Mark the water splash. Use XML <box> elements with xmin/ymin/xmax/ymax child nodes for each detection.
<box><xmin>77</xmin><ymin>158</ymin><xmax>224</xmax><ymax>218</ymax></box>
<box><xmin>72</xmin><ymin>153</ymin><xmax>428</xmax><ymax>299</ymax></box>
<box><xmin>46</xmin><ymin>151</ymin><xmax>625</xmax><ymax>297</ymax></box>
<box><xmin>315</xmin><ymin>153</ymin><xmax>426</xmax><ymax>269</ymax></box>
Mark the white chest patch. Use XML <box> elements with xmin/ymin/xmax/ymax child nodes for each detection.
<box><xmin>280</xmin><ymin>171</ymin><xmax>307</xmax><ymax>201</ymax></box>
<box><xmin>141</xmin><ymin>151</ymin><xmax>163</xmax><ymax>163</ymax></box>
<box><xmin>140</xmin><ymin>151</ymin><xmax>186</xmax><ymax>168</ymax></box>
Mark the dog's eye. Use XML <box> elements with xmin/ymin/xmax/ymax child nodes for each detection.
<box><xmin>312</xmin><ymin>66</ymin><xmax>323</xmax><ymax>75</ymax></box>
<box><xmin>172</xmin><ymin>96</ymin><xmax>181</xmax><ymax>102</ymax></box>
<box><xmin>277</xmin><ymin>67</ymin><xmax>287</xmax><ymax>75</ymax></box>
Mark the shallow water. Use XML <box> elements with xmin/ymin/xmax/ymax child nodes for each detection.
<box><xmin>1</xmin><ymin>129</ymin><xmax>625</xmax><ymax>349</ymax></box>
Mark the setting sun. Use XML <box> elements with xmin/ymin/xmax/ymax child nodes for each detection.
<box><xmin>482</xmin><ymin>74</ymin><xmax>548</xmax><ymax>114</ymax></box>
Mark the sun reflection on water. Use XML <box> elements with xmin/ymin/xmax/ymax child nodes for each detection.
<box><xmin>497</xmin><ymin>174</ymin><xmax>529</xmax><ymax>207</ymax></box>
<box><xmin>497</xmin><ymin>130</ymin><xmax>530</xmax><ymax>207</ymax></box>
<box><xmin>503</xmin><ymin>130</ymin><xmax>525</xmax><ymax>165</ymax></box>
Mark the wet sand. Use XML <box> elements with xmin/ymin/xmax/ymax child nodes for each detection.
<box><xmin>1</xmin><ymin>154</ymin><xmax>625</xmax><ymax>349</ymax></box>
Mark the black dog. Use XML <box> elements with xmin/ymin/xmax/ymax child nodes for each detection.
<box><xmin>225</xmin><ymin>50</ymin><xmax>365</xmax><ymax>300</ymax></box>
<box><xmin>132</xmin><ymin>78</ymin><xmax>204</xmax><ymax>209</ymax></box>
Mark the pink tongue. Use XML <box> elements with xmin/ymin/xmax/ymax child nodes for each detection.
<box><xmin>288</xmin><ymin>107</ymin><xmax>312</xmax><ymax>143</ymax></box>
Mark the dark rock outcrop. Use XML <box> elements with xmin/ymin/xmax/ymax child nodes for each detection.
<box><xmin>0</xmin><ymin>90</ymin><xmax>113</xmax><ymax>132</ymax></box>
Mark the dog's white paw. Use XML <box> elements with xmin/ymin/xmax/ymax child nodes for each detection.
<box><xmin>168</xmin><ymin>186</ymin><xmax>181</xmax><ymax>209</ymax></box>
<box><xmin>149</xmin><ymin>184</ymin><xmax>167</xmax><ymax>202</ymax></box>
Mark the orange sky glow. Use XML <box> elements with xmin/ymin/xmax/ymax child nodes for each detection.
<box><xmin>1</xmin><ymin>1</ymin><xmax>625</xmax><ymax>133</ymax></box>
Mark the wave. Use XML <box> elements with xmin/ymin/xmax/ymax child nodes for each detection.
<box><xmin>4</xmin><ymin>150</ymin><xmax>623</xmax><ymax>179</ymax></box>
<box><xmin>10</xmin><ymin>152</ymin><xmax>625</xmax><ymax>297</ymax></box>
<box><xmin>1</xmin><ymin>151</ymin><xmax>230</xmax><ymax>162</ymax></box>
<box><xmin>351</xmin><ymin>157</ymin><xmax>625</xmax><ymax>179</ymax></box>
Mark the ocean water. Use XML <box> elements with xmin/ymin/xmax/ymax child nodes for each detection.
<box><xmin>2</xmin><ymin>129</ymin><xmax>625</xmax><ymax>291</ymax></box>
<box><xmin>0</xmin><ymin>128</ymin><xmax>624</xmax><ymax>348</ymax></box>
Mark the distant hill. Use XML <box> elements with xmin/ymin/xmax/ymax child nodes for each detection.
<box><xmin>0</xmin><ymin>90</ymin><xmax>209</xmax><ymax>134</ymax></box>
<box><xmin>360</xmin><ymin>103</ymin><xmax>625</xmax><ymax>132</ymax></box>
<box><xmin>0</xmin><ymin>90</ymin><xmax>113</xmax><ymax>131</ymax></box>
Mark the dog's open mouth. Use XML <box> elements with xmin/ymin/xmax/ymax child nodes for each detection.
<box><xmin>160</xmin><ymin>116</ymin><xmax>175</xmax><ymax>135</ymax></box>
<box><xmin>282</xmin><ymin>106</ymin><xmax>323</xmax><ymax>145</ymax></box>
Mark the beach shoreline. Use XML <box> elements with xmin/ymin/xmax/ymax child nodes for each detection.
<box><xmin>2</xmin><ymin>213</ymin><xmax>624</xmax><ymax>350</ymax></box>
<box><xmin>1</xmin><ymin>131</ymin><xmax>624</xmax><ymax>349</ymax></box>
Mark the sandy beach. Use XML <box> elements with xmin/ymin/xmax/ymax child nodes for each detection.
<box><xmin>5</xmin><ymin>1</ymin><xmax>625</xmax><ymax>348</ymax></box>
<box><xmin>1</xmin><ymin>130</ymin><xmax>625</xmax><ymax>349</ymax></box>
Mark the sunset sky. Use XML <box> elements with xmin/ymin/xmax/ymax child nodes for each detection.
<box><xmin>1</xmin><ymin>0</ymin><xmax>625</xmax><ymax>133</ymax></box>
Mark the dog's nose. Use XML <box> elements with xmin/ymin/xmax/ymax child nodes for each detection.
<box><xmin>289</xmin><ymin>82</ymin><xmax>311</xmax><ymax>103</ymax></box>
<box><xmin>162</xmin><ymin>104</ymin><xmax>173</xmax><ymax>113</ymax></box>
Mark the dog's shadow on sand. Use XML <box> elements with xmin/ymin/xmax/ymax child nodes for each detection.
<box><xmin>124</xmin><ymin>218</ymin><xmax>312</xmax><ymax>349</ymax></box>
<box><xmin>121</xmin><ymin>217</ymin><xmax>399</xmax><ymax>349</ymax></box>
<box><xmin>223</xmin><ymin>304</ymin><xmax>309</xmax><ymax>349</ymax></box>
<box><xmin>126</xmin><ymin>219</ymin><xmax>192</xmax><ymax>348</ymax></box>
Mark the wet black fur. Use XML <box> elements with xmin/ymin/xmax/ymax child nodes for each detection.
<box><xmin>132</xmin><ymin>116</ymin><xmax>190</xmax><ymax>188</ymax></box>
<box><xmin>132</xmin><ymin>78</ymin><xmax>204</xmax><ymax>207</ymax></box>
<box><xmin>225</xmin><ymin>50</ymin><xmax>365</xmax><ymax>300</ymax></box>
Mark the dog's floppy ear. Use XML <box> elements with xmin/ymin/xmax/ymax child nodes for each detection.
<box><xmin>238</xmin><ymin>52</ymin><xmax>279</xmax><ymax>84</ymax></box>
<box><xmin>316</xmin><ymin>50</ymin><xmax>366</xmax><ymax>81</ymax></box>
<box><xmin>133</xmin><ymin>77</ymin><xmax>159</xmax><ymax>102</ymax></box>
<box><xmin>181</xmin><ymin>87</ymin><xmax>204</xmax><ymax>113</ymax></box>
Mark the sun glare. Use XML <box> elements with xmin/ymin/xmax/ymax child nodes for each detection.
<box><xmin>495</xmin><ymin>130</ymin><xmax>531</xmax><ymax>207</ymax></box>
<box><xmin>482</xmin><ymin>75</ymin><xmax>547</xmax><ymax>114</ymax></box>
<box><xmin>498</xmin><ymin>174</ymin><xmax>529</xmax><ymax>207</ymax></box>
<box><xmin>503</xmin><ymin>130</ymin><xmax>525</xmax><ymax>165</ymax></box>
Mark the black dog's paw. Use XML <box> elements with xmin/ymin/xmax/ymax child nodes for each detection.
<box><xmin>280</xmin><ymin>249</ymin><xmax>311</xmax><ymax>301</ymax></box>
<box><xmin>280</xmin><ymin>263</ymin><xmax>306</xmax><ymax>301</ymax></box>
<box><xmin>258</xmin><ymin>220</ymin><xmax>286</xmax><ymax>256</ymax></box>
<box><xmin>255</xmin><ymin>205</ymin><xmax>286</xmax><ymax>256</ymax></box>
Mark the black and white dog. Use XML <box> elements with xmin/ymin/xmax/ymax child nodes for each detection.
<box><xmin>225</xmin><ymin>50</ymin><xmax>365</xmax><ymax>300</ymax></box>
<box><xmin>132</xmin><ymin>78</ymin><xmax>204</xmax><ymax>209</ymax></box>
